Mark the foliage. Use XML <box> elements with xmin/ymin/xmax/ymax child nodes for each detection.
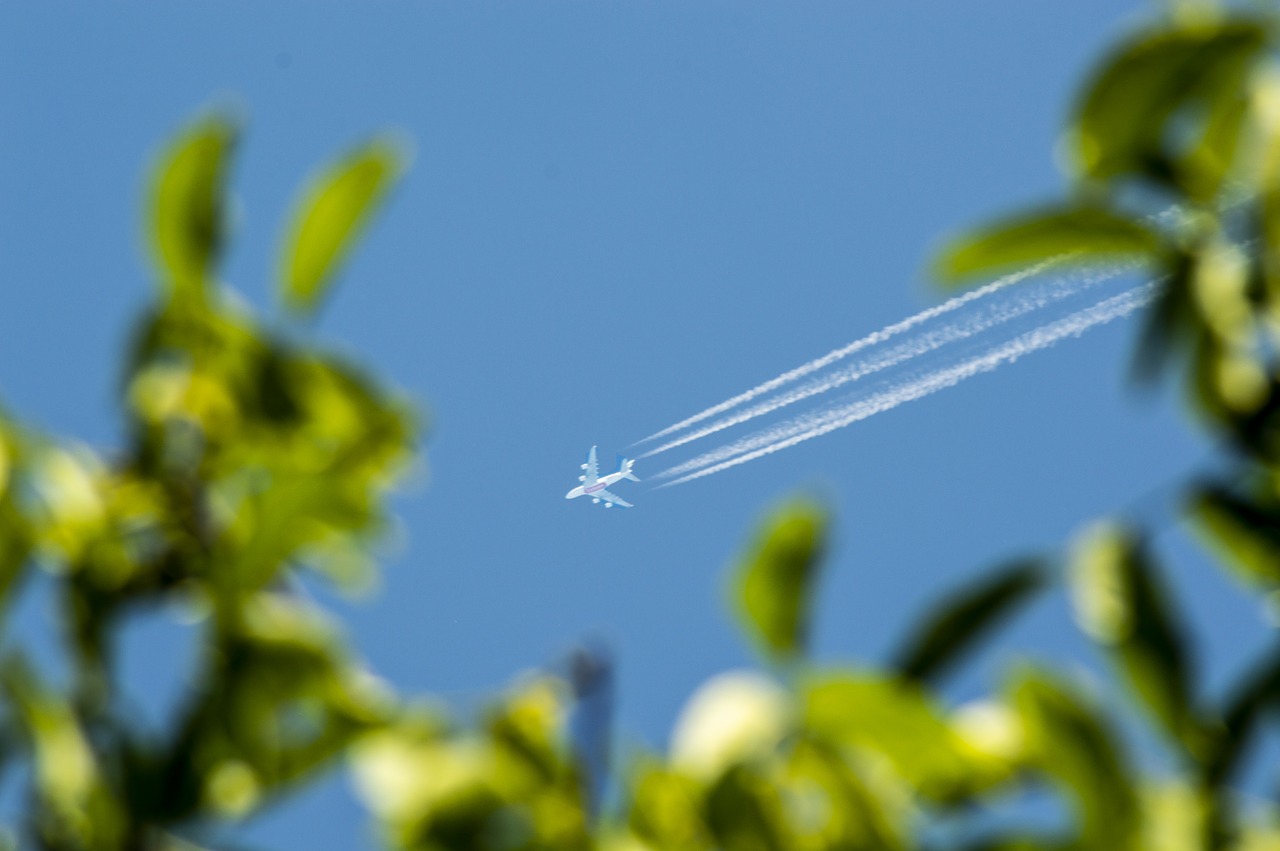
<box><xmin>10</xmin><ymin>2</ymin><xmax>1280</xmax><ymax>849</ymax></box>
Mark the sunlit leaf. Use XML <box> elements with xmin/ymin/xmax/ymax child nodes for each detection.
<box><xmin>1068</xmin><ymin>523</ymin><xmax>1202</xmax><ymax>756</ymax></box>
<box><xmin>280</xmin><ymin>137</ymin><xmax>408</xmax><ymax>316</ymax></box>
<box><xmin>892</xmin><ymin>559</ymin><xmax>1047</xmax><ymax>685</ymax></box>
<box><xmin>150</xmin><ymin>113</ymin><xmax>238</xmax><ymax>299</ymax></box>
<box><xmin>1072</xmin><ymin>20</ymin><xmax>1266</xmax><ymax>183</ymax></box>
<box><xmin>803</xmin><ymin>670</ymin><xmax>995</xmax><ymax>802</ymax></box>
<box><xmin>934</xmin><ymin>205</ymin><xmax>1159</xmax><ymax>285</ymax></box>
<box><xmin>670</xmin><ymin>671</ymin><xmax>791</xmax><ymax>781</ymax></box>
<box><xmin>1010</xmin><ymin>668</ymin><xmax>1140</xmax><ymax>850</ymax></box>
<box><xmin>732</xmin><ymin>500</ymin><xmax>827</xmax><ymax>664</ymax></box>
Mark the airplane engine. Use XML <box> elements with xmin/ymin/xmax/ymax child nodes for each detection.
<box><xmin>581</xmin><ymin>464</ymin><xmax>588</xmax><ymax>470</ymax></box>
<box><xmin>579</xmin><ymin>475</ymin><xmax>585</xmax><ymax>481</ymax></box>
<box><xmin>592</xmin><ymin>498</ymin><xmax>600</xmax><ymax>504</ymax></box>
<box><xmin>605</xmin><ymin>503</ymin><xmax>613</xmax><ymax>508</ymax></box>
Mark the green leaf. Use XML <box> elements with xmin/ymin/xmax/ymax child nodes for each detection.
<box><xmin>1010</xmin><ymin>668</ymin><xmax>1141</xmax><ymax>850</ymax></box>
<box><xmin>892</xmin><ymin>559</ymin><xmax>1047</xmax><ymax>686</ymax></box>
<box><xmin>1190</xmin><ymin>483</ymin><xmax>1280</xmax><ymax>589</ymax></box>
<box><xmin>1073</xmin><ymin>20</ymin><xmax>1267</xmax><ymax>183</ymax></box>
<box><xmin>149</xmin><ymin>114</ymin><xmax>238</xmax><ymax>299</ymax></box>
<box><xmin>731</xmin><ymin>500</ymin><xmax>827</xmax><ymax>664</ymax></box>
<box><xmin>803</xmin><ymin>670</ymin><xmax>993</xmax><ymax>802</ymax></box>
<box><xmin>1202</xmin><ymin>641</ymin><xmax>1280</xmax><ymax>787</ymax></box>
<box><xmin>280</xmin><ymin>137</ymin><xmax>408</xmax><ymax>316</ymax></box>
<box><xmin>1068</xmin><ymin>523</ymin><xmax>1202</xmax><ymax>757</ymax></box>
<box><xmin>933</xmin><ymin>205</ymin><xmax>1160</xmax><ymax>285</ymax></box>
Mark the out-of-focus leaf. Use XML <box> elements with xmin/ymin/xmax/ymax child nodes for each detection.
<box><xmin>670</xmin><ymin>671</ymin><xmax>791</xmax><ymax>781</ymax></box>
<box><xmin>1190</xmin><ymin>483</ymin><xmax>1280</xmax><ymax>589</ymax></box>
<box><xmin>934</xmin><ymin>205</ymin><xmax>1159</xmax><ymax>285</ymax></box>
<box><xmin>1202</xmin><ymin>641</ymin><xmax>1280</xmax><ymax>788</ymax></box>
<box><xmin>1010</xmin><ymin>668</ymin><xmax>1140</xmax><ymax>850</ymax></box>
<box><xmin>892</xmin><ymin>559</ymin><xmax>1047</xmax><ymax>686</ymax></box>
<box><xmin>626</xmin><ymin>761</ymin><xmax>711</xmax><ymax>851</ymax></box>
<box><xmin>1072</xmin><ymin>20</ymin><xmax>1266</xmax><ymax>182</ymax></box>
<box><xmin>776</xmin><ymin>737</ymin><xmax>904</xmax><ymax>851</ymax></box>
<box><xmin>732</xmin><ymin>500</ymin><xmax>827</xmax><ymax>664</ymax></box>
<box><xmin>1068</xmin><ymin>523</ymin><xmax>1202</xmax><ymax>756</ymax></box>
<box><xmin>803</xmin><ymin>670</ymin><xmax>998</xmax><ymax>802</ymax></box>
<box><xmin>704</xmin><ymin>766</ymin><xmax>786</xmax><ymax>851</ymax></box>
<box><xmin>280</xmin><ymin>137</ymin><xmax>407</xmax><ymax>316</ymax></box>
<box><xmin>1180</xmin><ymin>88</ymin><xmax>1250</xmax><ymax>203</ymax></box>
<box><xmin>150</xmin><ymin>114</ymin><xmax>238</xmax><ymax>299</ymax></box>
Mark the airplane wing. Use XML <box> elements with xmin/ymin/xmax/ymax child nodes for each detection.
<box><xmin>593</xmin><ymin>489</ymin><xmax>633</xmax><ymax>509</ymax></box>
<box><xmin>581</xmin><ymin>445</ymin><xmax>600</xmax><ymax>487</ymax></box>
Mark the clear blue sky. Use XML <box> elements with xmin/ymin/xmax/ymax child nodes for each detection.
<box><xmin>1</xmin><ymin>2</ymin><xmax>1270</xmax><ymax>847</ymax></box>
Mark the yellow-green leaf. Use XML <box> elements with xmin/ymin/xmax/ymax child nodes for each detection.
<box><xmin>149</xmin><ymin>114</ymin><xmax>238</xmax><ymax>299</ymax></box>
<box><xmin>732</xmin><ymin>500</ymin><xmax>827</xmax><ymax>664</ymax></box>
<box><xmin>1011</xmin><ymin>668</ymin><xmax>1141</xmax><ymax>850</ymax></box>
<box><xmin>1073</xmin><ymin>20</ymin><xmax>1266</xmax><ymax>182</ymax></box>
<box><xmin>280</xmin><ymin>137</ymin><xmax>408</xmax><ymax>315</ymax></box>
<box><xmin>934</xmin><ymin>205</ymin><xmax>1159</xmax><ymax>285</ymax></box>
<box><xmin>1068</xmin><ymin>523</ymin><xmax>1202</xmax><ymax>756</ymax></box>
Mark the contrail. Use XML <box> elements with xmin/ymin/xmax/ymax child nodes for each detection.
<box><xmin>632</xmin><ymin>258</ymin><xmax>1065</xmax><ymax>447</ymax></box>
<box><xmin>654</xmin><ymin>282</ymin><xmax>1156</xmax><ymax>487</ymax></box>
<box><xmin>639</xmin><ymin>263</ymin><xmax>1134</xmax><ymax>459</ymax></box>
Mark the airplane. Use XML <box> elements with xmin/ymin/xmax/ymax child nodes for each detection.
<box><xmin>565</xmin><ymin>446</ymin><xmax>640</xmax><ymax>508</ymax></box>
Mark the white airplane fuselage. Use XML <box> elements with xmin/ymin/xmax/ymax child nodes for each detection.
<box><xmin>565</xmin><ymin>470</ymin><xmax>630</xmax><ymax>500</ymax></box>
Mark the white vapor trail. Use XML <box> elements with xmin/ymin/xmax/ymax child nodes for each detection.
<box><xmin>639</xmin><ymin>263</ymin><xmax>1133</xmax><ymax>459</ymax></box>
<box><xmin>655</xmin><ymin>282</ymin><xmax>1156</xmax><ymax>487</ymax></box>
<box><xmin>633</xmin><ymin>258</ymin><xmax>1064</xmax><ymax>447</ymax></box>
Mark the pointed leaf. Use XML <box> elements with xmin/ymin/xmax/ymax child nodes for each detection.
<box><xmin>1068</xmin><ymin>523</ymin><xmax>1202</xmax><ymax>756</ymax></box>
<box><xmin>149</xmin><ymin>114</ymin><xmax>238</xmax><ymax>298</ymax></box>
<box><xmin>280</xmin><ymin>137</ymin><xmax>407</xmax><ymax>315</ymax></box>
<box><xmin>892</xmin><ymin>559</ymin><xmax>1047</xmax><ymax>685</ymax></box>
<box><xmin>934</xmin><ymin>205</ymin><xmax>1159</xmax><ymax>285</ymax></box>
<box><xmin>732</xmin><ymin>500</ymin><xmax>827</xmax><ymax>664</ymax></box>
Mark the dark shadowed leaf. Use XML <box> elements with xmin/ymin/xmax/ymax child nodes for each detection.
<box><xmin>934</xmin><ymin>205</ymin><xmax>1159</xmax><ymax>285</ymax></box>
<box><xmin>1068</xmin><ymin>523</ymin><xmax>1202</xmax><ymax>757</ymax></box>
<box><xmin>150</xmin><ymin>114</ymin><xmax>238</xmax><ymax>299</ymax></box>
<box><xmin>704</xmin><ymin>766</ymin><xmax>786</xmax><ymax>851</ymax></box>
<box><xmin>732</xmin><ymin>500</ymin><xmax>827</xmax><ymax>664</ymax></box>
<box><xmin>1191</xmin><ymin>483</ymin><xmax>1280</xmax><ymax>588</ymax></box>
<box><xmin>1073</xmin><ymin>20</ymin><xmax>1266</xmax><ymax>182</ymax></box>
<box><xmin>280</xmin><ymin>137</ymin><xmax>407</xmax><ymax>316</ymax></box>
<box><xmin>1011</xmin><ymin>669</ymin><xmax>1140</xmax><ymax>850</ymax></box>
<box><xmin>892</xmin><ymin>559</ymin><xmax>1047</xmax><ymax>686</ymax></box>
<box><xmin>1203</xmin><ymin>642</ymin><xmax>1280</xmax><ymax>787</ymax></box>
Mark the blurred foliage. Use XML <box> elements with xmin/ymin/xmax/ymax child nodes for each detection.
<box><xmin>15</xmin><ymin>1</ymin><xmax>1280</xmax><ymax>849</ymax></box>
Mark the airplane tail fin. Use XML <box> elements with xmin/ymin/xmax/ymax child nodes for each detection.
<box><xmin>617</xmin><ymin>455</ymin><xmax>641</xmax><ymax>482</ymax></box>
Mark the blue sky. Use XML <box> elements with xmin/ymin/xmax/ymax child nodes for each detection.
<box><xmin>1</xmin><ymin>2</ymin><xmax>1271</xmax><ymax>847</ymax></box>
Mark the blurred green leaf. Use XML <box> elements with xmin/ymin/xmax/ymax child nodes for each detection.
<box><xmin>803</xmin><ymin>670</ymin><xmax>994</xmax><ymax>802</ymax></box>
<box><xmin>732</xmin><ymin>500</ymin><xmax>827</xmax><ymax>665</ymax></box>
<box><xmin>280</xmin><ymin>137</ymin><xmax>407</xmax><ymax>316</ymax></box>
<box><xmin>1011</xmin><ymin>668</ymin><xmax>1140</xmax><ymax>851</ymax></box>
<box><xmin>1203</xmin><ymin>642</ymin><xmax>1280</xmax><ymax>788</ymax></box>
<box><xmin>704</xmin><ymin>766</ymin><xmax>786</xmax><ymax>851</ymax></box>
<box><xmin>1073</xmin><ymin>20</ymin><xmax>1266</xmax><ymax>183</ymax></box>
<box><xmin>892</xmin><ymin>558</ymin><xmax>1047</xmax><ymax>686</ymax></box>
<box><xmin>934</xmin><ymin>205</ymin><xmax>1159</xmax><ymax>285</ymax></box>
<box><xmin>1191</xmin><ymin>482</ymin><xmax>1280</xmax><ymax>589</ymax></box>
<box><xmin>150</xmin><ymin>114</ymin><xmax>238</xmax><ymax>299</ymax></box>
<box><xmin>1068</xmin><ymin>523</ymin><xmax>1202</xmax><ymax>757</ymax></box>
